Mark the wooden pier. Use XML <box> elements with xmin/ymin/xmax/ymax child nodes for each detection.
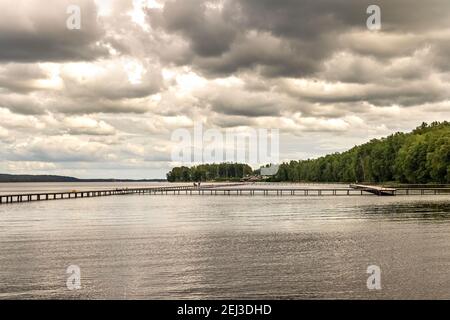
<box><xmin>349</xmin><ymin>184</ymin><xmax>397</xmax><ymax>196</ymax></box>
<box><xmin>394</xmin><ymin>187</ymin><xmax>450</xmax><ymax>196</ymax></box>
<box><xmin>0</xmin><ymin>183</ymin><xmax>242</xmax><ymax>205</ymax></box>
<box><xmin>0</xmin><ymin>183</ymin><xmax>449</xmax><ymax>205</ymax></box>
<box><xmin>158</xmin><ymin>187</ymin><xmax>381</xmax><ymax>197</ymax></box>
<box><xmin>0</xmin><ymin>185</ymin><xmax>190</xmax><ymax>204</ymax></box>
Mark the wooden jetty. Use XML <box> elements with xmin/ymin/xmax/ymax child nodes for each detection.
<box><xmin>0</xmin><ymin>183</ymin><xmax>242</xmax><ymax>205</ymax></box>
<box><xmin>394</xmin><ymin>187</ymin><xmax>450</xmax><ymax>196</ymax></box>
<box><xmin>162</xmin><ymin>187</ymin><xmax>380</xmax><ymax>197</ymax></box>
<box><xmin>349</xmin><ymin>184</ymin><xmax>397</xmax><ymax>196</ymax></box>
<box><xmin>0</xmin><ymin>185</ymin><xmax>191</xmax><ymax>204</ymax></box>
<box><xmin>0</xmin><ymin>183</ymin><xmax>449</xmax><ymax>205</ymax></box>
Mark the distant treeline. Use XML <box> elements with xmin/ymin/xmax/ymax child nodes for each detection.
<box><xmin>0</xmin><ymin>174</ymin><xmax>166</xmax><ymax>183</ymax></box>
<box><xmin>166</xmin><ymin>122</ymin><xmax>449</xmax><ymax>184</ymax></box>
<box><xmin>0</xmin><ymin>174</ymin><xmax>80</xmax><ymax>183</ymax></box>
<box><xmin>167</xmin><ymin>163</ymin><xmax>253</xmax><ymax>182</ymax></box>
<box><xmin>272</xmin><ymin>121</ymin><xmax>450</xmax><ymax>184</ymax></box>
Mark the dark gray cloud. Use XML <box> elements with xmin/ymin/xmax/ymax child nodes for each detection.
<box><xmin>208</xmin><ymin>90</ymin><xmax>283</xmax><ymax>117</ymax></box>
<box><xmin>209</xmin><ymin>114</ymin><xmax>256</xmax><ymax>128</ymax></box>
<box><xmin>0</xmin><ymin>0</ymin><xmax>108</xmax><ymax>63</ymax></box>
<box><xmin>0</xmin><ymin>94</ymin><xmax>47</xmax><ymax>115</ymax></box>
<box><xmin>160</xmin><ymin>0</ymin><xmax>237</xmax><ymax>57</ymax></box>
<box><xmin>230</xmin><ymin>0</ymin><xmax>450</xmax><ymax>36</ymax></box>
<box><xmin>147</xmin><ymin>0</ymin><xmax>450</xmax><ymax>78</ymax></box>
<box><xmin>1</xmin><ymin>0</ymin><xmax>450</xmax><ymax>177</ymax></box>
<box><xmin>0</xmin><ymin>64</ymin><xmax>49</xmax><ymax>93</ymax></box>
<box><xmin>280</xmin><ymin>78</ymin><xmax>449</xmax><ymax>107</ymax></box>
<box><xmin>62</xmin><ymin>69</ymin><xmax>163</xmax><ymax>101</ymax></box>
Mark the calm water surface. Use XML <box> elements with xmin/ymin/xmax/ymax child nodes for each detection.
<box><xmin>0</xmin><ymin>183</ymin><xmax>449</xmax><ymax>299</ymax></box>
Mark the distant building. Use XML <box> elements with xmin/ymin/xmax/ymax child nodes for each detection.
<box><xmin>260</xmin><ymin>164</ymin><xmax>280</xmax><ymax>176</ymax></box>
<box><xmin>240</xmin><ymin>175</ymin><xmax>263</xmax><ymax>182</ymax></box>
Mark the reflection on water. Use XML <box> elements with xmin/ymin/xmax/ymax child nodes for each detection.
<box><xmin>359</xmin><ymin>202</ymin><xmax>450</xmax><ymax>220</ymax></box>
<box><xmin>0</xmin><ymin>183</ymin><xmax>449</xmax><ymax>299</ymax></box>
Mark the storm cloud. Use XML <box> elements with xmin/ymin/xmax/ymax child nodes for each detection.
<box><xmin>0</xmin><ymin>0</ymin><xmax>449</xmax><ymax>178</ymax></box>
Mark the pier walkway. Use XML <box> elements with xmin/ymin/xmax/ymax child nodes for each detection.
<box><xmin>349</xmin><ymin>184</ymin><xmax>397</xmax><ymax>196</ymax></box>
<box><xmin>0</xmin><ymin>183</ymin><xmax>240</xmax><ymax>204</ymax></box>
<box><xmin>1</xmin><ymin>183</ymin><xmax>449</xmax><ymax>205</ymax></box>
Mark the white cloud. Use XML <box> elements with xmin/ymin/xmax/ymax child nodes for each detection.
<box><xmin>0</xmin><ymin>0</ymin><xmax>448</xmax><ymax>178</ymax></box>
<box><xmin>63</xmin><ymin>116</ymin><xmax>116</xmax><ymax>136</ymax></box>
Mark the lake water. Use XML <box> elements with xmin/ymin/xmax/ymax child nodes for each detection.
<box><xmin>0</xmin><ymin>182</ymin><xmax>449</xmax><ymax>299</ymax></box>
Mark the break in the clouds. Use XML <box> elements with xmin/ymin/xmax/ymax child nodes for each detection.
<box><xmin>0</xmin><ymin>0</ymin><xmax>449</xmax><ymax>178</ymax></box>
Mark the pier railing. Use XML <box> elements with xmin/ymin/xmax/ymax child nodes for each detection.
<box><xmin>0</xmin><ymin>185</ymin><xmax>202</xmax><ymax>204</ymax></box>
<box><xmin>1</xmin><ymin>184</ymin><xmax>449</xmax><ymax>205</ymax></box>
<box><xmin>0</xmin><ymin>183</ymin><xmax>243</xmax><ymax>204</ymax></box>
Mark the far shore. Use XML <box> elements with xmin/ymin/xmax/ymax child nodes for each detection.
<box><xmin>1</xmin><ymin>174</ymin><xmax>449</xmax><ymax>188</ymax></box>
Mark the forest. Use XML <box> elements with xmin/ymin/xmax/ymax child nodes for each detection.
<box><xmin>166</xmin><ymin>163</ymin><xmax>253</xmax><ymax>182</ymax></box>
<box><xmin>272</xmin><ymin>121</ymin><xmax>450</xmax><ymax>184</ymax></box>
<box><xmin>167</xmin><ymin>122</ymin><xmax>449</xmax><ymax>184</ymax></box>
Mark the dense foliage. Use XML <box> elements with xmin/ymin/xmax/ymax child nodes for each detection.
<box><xmin>167</xmin><ymin>163</ymin><xmax>253</xmax><ymax>182</ymax></box>
<box><xmin>167</xmin><ymin>122</ymin><xmax>449</xmax><ymax>183</ymax></box>
<box><xmin>272</xmin><ymin>122</ymin><xmax>450</xmax><ymax>183</ymax></box>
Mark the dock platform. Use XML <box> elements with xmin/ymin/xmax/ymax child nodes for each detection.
<box><xmin>0</xmin><ymin>183</ymin><xmax>449</xmax><ymax>205</ymax></box>
<box><xmin>349</xmin><ymin>184</ymin><xmax>397</xmax><ymax>196</ymax></box>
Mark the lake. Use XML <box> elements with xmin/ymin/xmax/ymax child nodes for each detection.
<box><xmin>0</xmin><ymin>182</ymin><xmax>449</xmax><ymax>299</ymax></box>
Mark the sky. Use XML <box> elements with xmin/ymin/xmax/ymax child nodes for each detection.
<box><xmin>0</xmin><ymin>0</ymin><xmax>449</xmax><ymax>179</ymax></box>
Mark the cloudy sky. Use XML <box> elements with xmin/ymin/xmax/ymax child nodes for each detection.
<box><xmin>0</xmin><ymin>0</ymin><xmax>449</xmax><ymax>179</ymax></box>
